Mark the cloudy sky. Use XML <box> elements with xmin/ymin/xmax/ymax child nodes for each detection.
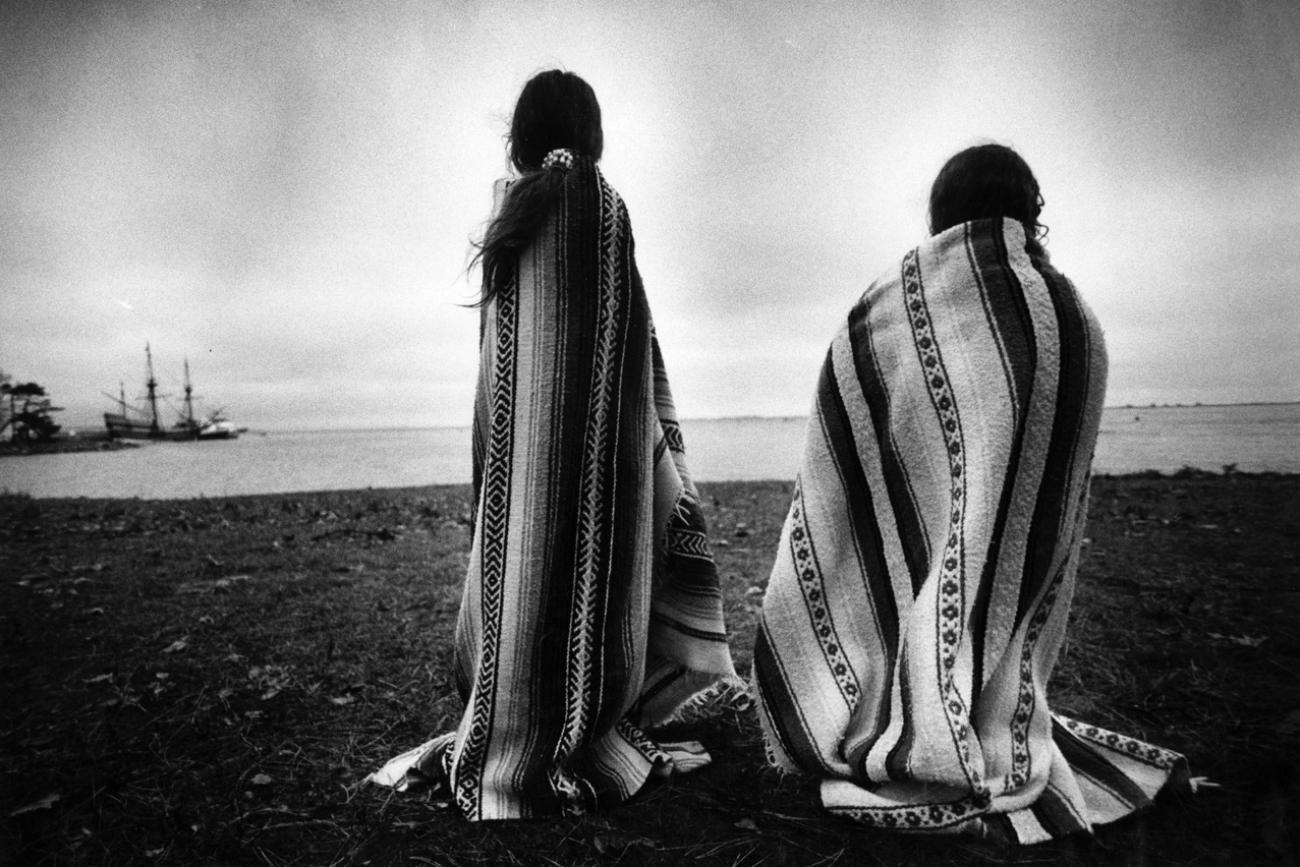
<box><xmin>2</xmin><ymin>0</ymin><xmax>1297</xmax><ymax>431</ymax></box>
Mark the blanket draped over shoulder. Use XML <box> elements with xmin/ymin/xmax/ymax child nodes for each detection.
<box><xmin>370</xmin><ymin>159</ymin><xmax>739</xmax><ymax>820</ymax></box>
<box><xmin>753</xmin><ymin>218</ymin><xmax>1185</xmax><ymax>844</ymax></box>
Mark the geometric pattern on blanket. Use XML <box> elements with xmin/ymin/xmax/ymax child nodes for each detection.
<box><xmin>752</xmin><ymin>218</ymin><xmax>1186</xmax><ymax>843</ymax></box>
<box><xmin>370</xmin><ymin>158</ymin><xmax>739</xmax><ymax>820</ymax></box>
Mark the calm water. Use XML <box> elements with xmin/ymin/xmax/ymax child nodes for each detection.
<box><xmin>2</xmin><ymin>404</ymin><xmax>1296</xmax><ymax>500</ymax></box>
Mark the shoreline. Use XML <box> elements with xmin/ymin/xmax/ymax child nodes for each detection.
<box><xmin>2</xmin><ymin>466</ymin><xmax>1296</xmax><ymax>503</ymax></box>
<box><xmin>0</xmin><ymin>438</ymin><xmax>139</xmax><ymax>458</ymax></box>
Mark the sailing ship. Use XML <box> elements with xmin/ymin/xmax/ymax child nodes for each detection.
<box><xmin>103</xmin><ymin>344</ymin><xmax>240</xmax><ymax>441</ymax></box>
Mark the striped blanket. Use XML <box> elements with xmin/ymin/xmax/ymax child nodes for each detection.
<box><xmin>370</xmin><ymin>158</ymin><xmax>739</xmax><ymax>819</ymax></box>
<box><xmin>753</xmin><ymin>218</ymin><xmax>1186</xmax><ymax>843</ymax></box>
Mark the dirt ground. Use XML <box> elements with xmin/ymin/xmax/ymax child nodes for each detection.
<box><xmin>1</xmin><ymin>473</ymin><xmax>1297</xmax><ymax>866</ymax></box>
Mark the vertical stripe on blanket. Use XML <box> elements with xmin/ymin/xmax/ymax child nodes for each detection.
<box><xmin>752</xmin><ymin>218</ymin><xmax>1186</xmax><ymax>843</ymax></box>
<box><xmin>369</xmin><ymin>160</ymin><xmax>740</xmax><ymax>820</ymax></box>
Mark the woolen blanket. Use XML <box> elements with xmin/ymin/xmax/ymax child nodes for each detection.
<box><xmin>753</xmin><ymin>218</ymin><xmax>1185</xmax><ymax>843</ymax></box>
<box><xmin>370</xmin><ymin>158</ymin><xmax>739</xmax><ymax>819</ymax></box>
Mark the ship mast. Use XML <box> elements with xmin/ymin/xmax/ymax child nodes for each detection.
<box><xmin>145</xmin><ymin>343</ymin><xmax>161</xmax><ymax>435</ymax></box>
<box><xmin>183</xmin><ymin>358</ymin><xmax>195</xmax><ymax>427</ymax></box>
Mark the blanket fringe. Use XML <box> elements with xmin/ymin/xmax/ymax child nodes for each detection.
<box><xmin>655</xmin><ymin>675</ymin><xmax>753</xmax><ymax>727</ymax></box>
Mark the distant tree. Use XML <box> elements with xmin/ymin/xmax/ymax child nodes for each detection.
<box><xmin>0</xmin><ymin>371</ymin><xmax>13</xmax><ymax>441</ymax></box>
<box><xmin>1</xmin><ymin>378</ymin><xmax>62</xmax><ymax>443</ymax></box>
<box><xmin>0</xmin><ymin>371</ymin><xmax>12</xmax><ymax>437</ymax></box>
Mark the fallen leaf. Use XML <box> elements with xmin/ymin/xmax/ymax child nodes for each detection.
<box><xmin>163</xmin><ymin>638</ymin><xmax>189</xmax><ymax>654</ymax></box>
<box><xmin>329</xmin><ymin>695</ymin><xmax>355</xmax><ymax>706</ymax></box>
<box><xmin>83</xmin><ymin>673</ymin><xmax>113</xmax><ymax>684</ymax></box>
<box><xmin>734</xmin><ymin>818</ymin><xmax>759</xmax><ymax>831</ymax></box>
<box><xmin>1208</xmin><ymin>632</ymin><xmax>1267</xmax><ymax>648</ymax></box>
<box><xmin>10</xmin><ymin>793</ymin><xmax>60</xmax><ymax>817</ymax></box>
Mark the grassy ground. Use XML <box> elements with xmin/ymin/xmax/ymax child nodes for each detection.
<box><xmin>1</xmin><ymin>474</ymin><xmax>1297</xmax><ymax>866</ymax></box>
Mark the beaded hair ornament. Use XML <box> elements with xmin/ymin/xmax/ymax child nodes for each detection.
<box><xmin>541</xmin><ymin>148</ymin><xmax>576</xmax><ymax>172</ymax></box>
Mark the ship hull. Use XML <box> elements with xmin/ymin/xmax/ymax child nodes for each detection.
<box><xmin>103</xmin><ymin>413</ymin><xmax>162</xmax><ymax>440</ymax></box>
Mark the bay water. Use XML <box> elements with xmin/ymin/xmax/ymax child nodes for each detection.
<box><xmin>1</xmin><ymin>404</ymin><xmax>1295</xmax><ymax>500</ymax></box>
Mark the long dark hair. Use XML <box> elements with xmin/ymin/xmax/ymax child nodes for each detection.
<box><xmin>472</xmin><ymin>70</ymin><xmax>604</xmax><ymax>306</ymax></box>
<box><xmin>928</xmin><ymin>144</ymin><xmax>1047</xmax><ymax>256</ymax></box>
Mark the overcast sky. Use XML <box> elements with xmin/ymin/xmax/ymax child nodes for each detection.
<box><xmin>2</xmin><ymin>0</ymin><xmax>1297</xmax><ymax>430</ymax></box>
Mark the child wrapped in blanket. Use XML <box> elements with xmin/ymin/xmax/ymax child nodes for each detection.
<box><xmin>752</xmin><ymin>144</ymin><xmax>1188</xmax><ymax>844</ymax></box>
